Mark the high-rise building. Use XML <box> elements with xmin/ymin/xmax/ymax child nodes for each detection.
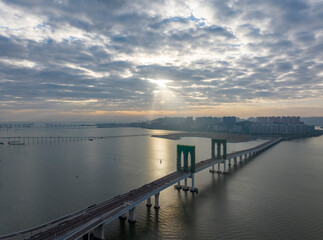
<box><xmin>223</xmin><ymin>116</ymin><xmax>236</xmax><ymax>128</ymax></box>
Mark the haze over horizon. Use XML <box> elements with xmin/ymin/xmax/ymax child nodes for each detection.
<box><xmin>0</xmin><ymin>0</ymin><xmax>323</xmax><ymax>121</ymax></box>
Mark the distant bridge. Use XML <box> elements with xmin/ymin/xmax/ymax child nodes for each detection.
<box><xmin>0</xmin><ymin>137</ymin><xmax>283</xmax><ymax>240</ymax></box>
<box><xmin>0</xmin><ymin>134</ymin><xmax>150</xmax><ymax>145</ymax></box>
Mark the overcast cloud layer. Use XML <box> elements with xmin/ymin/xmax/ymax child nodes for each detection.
<box><xmin>0</xmin><ymin>0</ymin><xmax>323</xmax><ymax>121</ymax></box>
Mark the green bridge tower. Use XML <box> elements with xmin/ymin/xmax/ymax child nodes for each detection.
<box><xmin>175</xmin><ymin>145</ymin><xmax>198</xmax><ymax>192</ymax></box>
<box><xmin>176</xmin><ymin>145</ymin><xmax>195</xmax><ymax>172</ymax></box>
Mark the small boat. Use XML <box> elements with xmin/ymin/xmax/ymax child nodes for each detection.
<box><xmin>0</xmin><ymin>142</ymin><xmax>4</xmax><ymax>145</ymax></box>
<box><xmin>88</xmin><ymin>138</ymin><xmax>94</xmax><ymax>141</ymax></box>
<box><xmin>8</xmin><ymin>141</ymin><xmax>25</xmax><ymax>145</ymax></box>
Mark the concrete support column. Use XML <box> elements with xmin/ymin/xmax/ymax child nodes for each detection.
<box><xmin>154</xmin><ymin>192</ymin><xmax>160</xmax><ymax>209</ymax></box>
<box><xmin>93</xmin><ymin>224</ymin><xmax>105</xmax><ymax>240</ymax></box>
<box><xmin>240</xmin><ymin>156</ymin><xmax>243</xmax><ymax>164</ymax></box>
<box><xmin>183</xmin><ymin>178</ymin><xmax>189</xmax><ymax>191</ymax></box>
<box><xmin>190</xmin><ymin>174</ymin><xmax>198</xmax><ymax>193</ymax></box>
<box><xmin>174</xmin><ymin>181</ymin><xmax>182</xmax><ymax>190</ymax></box>
<box><xmin>192</xmin><ymin>174</ymin><xmax>195</xmax><ymax>188</ymax></box>
<box><xmin>228</xmin><ymin>158</ymin><xmax>231</xmax><ymax>166</ymax></box>
<box><xmin>233</xmin><ymin>157</ymin><xmax>237</xmax><ymax>166</ymax></box>
<box><xmin>146</xmin><ymin>197</ymin><xmax>152</xmax><ymax>207</ymax></box>
<box><xmin>128</xmin><ymin>207</ymin><xmax>136</xmax><ymax>223</ymax></box>
<box><xmin>119</xmin><ymin>213</ymin><xmax>127</xmax><ymax>220</ymax></box>
<box><xmin>217</xmin><ymin>161</ymin><xmax>222</xmax><ymax>174</ymax></box>
<box><xmin>223</xmin><ymin>160</ymin><xmax>229</xmax><ymax>174</ymax></box>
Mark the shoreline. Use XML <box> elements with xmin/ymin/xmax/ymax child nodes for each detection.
<box><xmin>151</xmin><ymin>132</ymin><xmax>265</xmax><ymax>142</ymax></box>
<box><xmin>151</xmin><ymin>130</ymin><xmax>323</xmax><ymax>142</ymax></box>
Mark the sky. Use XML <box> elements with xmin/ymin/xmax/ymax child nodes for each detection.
<box><xmin>0</xmin><ymin>0</ymin><xmax>323</xmax><ymax>122</ymax></box>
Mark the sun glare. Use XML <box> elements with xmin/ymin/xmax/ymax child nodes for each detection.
<box><xmin>148</xmin><ymin>78</ymin><xmax>187</xmax><ymax>118</ymax></box>
<box><xmin>149</xmin><ymin>79</ymin><xmax>172</xmax><ymax>88</ymax></box>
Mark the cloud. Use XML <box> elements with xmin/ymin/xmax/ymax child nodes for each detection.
<box><xmin>0</xmin><ymin>0</ymin><xmax>322</xmax><ymax>120</ymax></box>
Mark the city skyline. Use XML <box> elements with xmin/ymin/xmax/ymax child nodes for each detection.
<box><xmin>1</xmin><ymin>0</ymin><xmax>323</xmax><ymax>121</ymax></box>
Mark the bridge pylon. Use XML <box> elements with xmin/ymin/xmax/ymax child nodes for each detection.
<box><xmin>210</xmin><ymin>139</ymin><xmax>227</xmax><ymax>174</ymax></box>
<box><xmin>175</xmin><ymin>145</ymin><xmax>198</xmax><ymax>193</ymax></box>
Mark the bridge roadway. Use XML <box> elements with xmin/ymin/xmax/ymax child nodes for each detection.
<box><xmin>0</xmin><ymin>137</ymin><xmax>283</xmax><ymax>240</ymax></box>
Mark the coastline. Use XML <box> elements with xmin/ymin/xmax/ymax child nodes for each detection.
<box><xmin>151</xmin><ymin>132</ymin><xmax>263</xmax><ymax>142</ymax></box>
<box><xmin>151</xmin><ymin>130</ymin><xmax>323</xmax><ymax>142</ymax></box>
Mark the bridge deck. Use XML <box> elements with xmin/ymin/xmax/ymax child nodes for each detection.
<box><xmin>0</xmin><ymin>138</ymin><xmax>282</xmax><ymax>240</ymax></box>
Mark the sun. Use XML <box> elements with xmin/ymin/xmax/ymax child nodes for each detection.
<box><xmin>149</xmin><ymin>79</ymin><xmax>172</xmax><ymax>88</ymax></box>
<box><xmin>147</xmin><ymin>78</ymin><xmax>186</xmax><ymax>116</ymax></box>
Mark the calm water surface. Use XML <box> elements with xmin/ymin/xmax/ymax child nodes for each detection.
<box><xmin>0</xmin><ymin>127</ymin><xmax>323</xmax><ymax>239</ymax></box>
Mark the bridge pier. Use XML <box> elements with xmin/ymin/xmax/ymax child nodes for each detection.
<box><xmin>93</xmin><ymin>224</ymin><xmax>105</xmax><ymax>240</ymax></box>
<box><xmin>154</xmin><ymin>192</ymin><xmax>160</xmax><ymax>209</ymax></box>
<box><xmin>118</xmin><ymin>213</ymin><xmax>127</xmax><ymax>220</ymax></box>
<box><xmin>233</xmin><ymin>157</ymin><xmax>237</xmax><ymax>166</ymax></box>
<box><xmin>228</xmin><ymin>158</ymin><xmax>231</xmax><ymax>166</ymax></box>
<box><xmin>209</xmin><ymin>164</ymin><xmax>215</xmax><ymax>173</ymax></box>
<box><xmin>146</xmin><ymin>197</ymin><xmax>152</xmax><ymax>207</ymax></box>
<box><xmin>128</xmin><ymin>207</ymin><xmax>136</xmax><ymax>223</ymax></box>
<box><xmin>190</xmin><ymin>174</ymin><xmax>198</xmax><ymax>193</ymax></box>
<box><xmin>223</xmin><ymin>160</ymin><xmax>229</xmax><ymax>174</ymax></box>
<box><xmin>217</xmin><ymin>161</ymin><xmax>222</xmax><ymax>174</ymax></box>
<box><xmin>174</xmin><ymin>181</ymin><xmax>182</xmax><ymax>190</ymax></box>
<box><xmin>183</xmin><ymin>178</ymin><xmax>189</xmax><ymax>191</ymax></box>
